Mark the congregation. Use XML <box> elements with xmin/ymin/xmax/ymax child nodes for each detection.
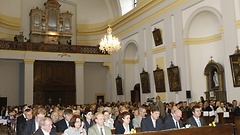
<box><xmin>1</xmin><ymin>96</ymin><xmax>240</xmax><ymax>135</ymax></box>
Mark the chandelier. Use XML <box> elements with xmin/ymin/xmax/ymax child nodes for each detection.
<box><xmin>99</xmin><ymin>26</ymin><xmax>121</xmax><ymax>54</ymax></box>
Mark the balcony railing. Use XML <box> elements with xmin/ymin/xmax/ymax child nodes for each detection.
<box><xmin>0</xmin><ymin>40</ymin><xmax>106</xmax><ymax>54</ymax></box>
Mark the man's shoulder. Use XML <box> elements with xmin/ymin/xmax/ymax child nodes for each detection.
<box><xmin>55</xmin><ymin>119</ymin><xmax>65</xmax><ymax>125</ymax></box>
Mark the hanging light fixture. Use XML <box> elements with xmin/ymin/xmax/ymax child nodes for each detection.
<box><xmin>99</xmin><ymin>25</ymin><xmax>121</xmax><ymax>54</ymax></box>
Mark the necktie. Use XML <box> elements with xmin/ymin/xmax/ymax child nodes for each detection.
<box><xmin>176</xmin><ymin>122</ymin><xmax>179</xmax><ymax>128</ymax></box>
<box><xmin>197</xmin><ymin>119</ymin><xmax>201</xmax><ymax>127</ymax></box>
<box><xmin>100</xmin><ymin>127</ymin><xmax>104</xmax><ymax>135</ymax></box>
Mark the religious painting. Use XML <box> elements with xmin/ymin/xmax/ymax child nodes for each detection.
<box><xmin>153</xmin><ymin>66</ymin><xmax>166</xmax><ymax>92</ymax></box>
<box><xmin>96</xmin><ymin>94</ymin><xmax>105</xmax><ymax>104</ymax></box>
<box><xmin>116</xmin><ymin>75</ymin><xmax>123</xmax><ymax>95</ymax></box>
<box><xmin>152</xmin><ymin>28</ymin><xmax>163</xmax><ymax>46</ymax></box>
<box><xmin>140</xmin><ymin>68</ymin><xmax>151</xmax><ymax>93</ymax></box>
<box><xmin>230</xmin><ymin>51</ymin><xmax>240</xmax><ymax>87</ymax></box>
<box><xmin>167</xmin><ymin>63</ymin><xmax>181</xmax><ymax>92</ymax></box>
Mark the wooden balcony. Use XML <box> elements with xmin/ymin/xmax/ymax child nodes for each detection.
<box><xmin>0</xmin><ymin>40</ymin><xmax>106</xmax><ymax>55</ymax></box>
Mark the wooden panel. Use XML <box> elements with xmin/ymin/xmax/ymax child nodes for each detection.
<box><xmin>34</xmin><ymin>60</ymin><xmax>76</xmax><ymax>105</ymax></box>
<box><xmin>121</xmin><ymin>124</ymin><xmax>234</xmax><ymax>135</ymax></box>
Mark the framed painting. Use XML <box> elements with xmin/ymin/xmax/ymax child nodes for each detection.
<box><xmin>167</xmin><ymin>63</ymin><xmax>181</xmax><ymax>92</ymax></box>
<box><xmin>140</xmin><ymin>68</ymin><xmax>151</xmax><ymax>93</ymax></box>
<box><xmin>116</xmin><ymin>75</ymin><xmax>123</xmax><ymax>95</ymax></box>
<box><xmin>229</xmin><ymin>50</ymin><xmax>240</xmax><ymax>87</ymax></box>
<box><xmin>153</xmin><ymin>66</ymin><xmax>166</xmax><ymax>92</ymax></box>
<box><xmin>152</xmin><ymin>28</ymin><xmax>163</xmax><ymax>46</ymax></box>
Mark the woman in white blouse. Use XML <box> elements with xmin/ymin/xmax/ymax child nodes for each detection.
<box><xmin>64</xmin><ymin>115</ymin><xmax>86</xmax><ymax>135</ymax></box>
<box><xmin>103</xmin><ymin>110</ymin><xmax>114</xmax><ymax>128</ymax></box>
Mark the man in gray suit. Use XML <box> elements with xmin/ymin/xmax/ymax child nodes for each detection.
<box><xmin>186</xmin><ymin>105</ymin><xmax>206</xmax><ymax>127</ymax></box>
<box><xmin>132</xmin><ymin>107</ymin><xmax>147</xmax><ymax>128</ymax></box>
<box><xmin>88</xmin><ymin>113</ymin><xmax>112</xmax><ymax>135</ymax></box>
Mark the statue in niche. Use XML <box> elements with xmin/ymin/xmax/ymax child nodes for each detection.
<box><xmin>213</xmin><ymin>71</ymin><xmax>219</xmax><ymax>88</ymax></box>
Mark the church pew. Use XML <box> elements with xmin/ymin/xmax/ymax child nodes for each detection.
<box><xmin>119</xmin><ymin>124</ymin><xmax>234</xmax><ymax>135</ymax></box>
<box><xmin>235</xmin><ymin>116</ymin><xmax>240</xmax><ymax>135</ymax></box>
<box><xmin>218</xmin><ymin>112</ymin><xmax>234</xmax><ymax>124</ymax></box>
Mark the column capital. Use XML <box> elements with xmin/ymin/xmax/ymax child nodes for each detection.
<box><xmin>103</xmin><ymin>62</ymin><xmax>112</xmax><ymax>76</ymax></box>
<box><xmin>75</xmin><ymin>61</ymin><xmax>85</xmax><ymax>66</ymax></box>
<box><xmin>24</xmin><ymin>59</ymin><xmax>35</xmax><ymax>64</ymax></box>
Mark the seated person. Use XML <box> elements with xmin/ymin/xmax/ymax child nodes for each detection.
<box><xmin>50</xmin><ymin>111</ymin><xmax>59</xmax><ymax>126</ymax></box>
<box><xmin>164</xmin><ymin>109</ymin><xmax>183</xmax><ymax>130</ymax></box>
<box><xmin>141</xmin><ymin>106</ymin><xmax>163</xmax><ymax>132</ymax></box>
<box><xmin>55</xmin><ymin>109</ymin><xmax>73</xmax><ymax>133</ymax></box>
<box><xmin>33</xmin><ymin>117</ymin><xmax>57</xmax><ymax>135</ymax></box>
<box><xmin>88</xmin><ymin>113</ymin><xmax>112</xmax><ymax>135</ymax></box>
<box><xmin>63</xmin><ymin>115</ymin><xmax>86</xmax><ymax>135</ymax></box>
<box><xmin>186</xmin><ymin>105</ymin><xmax>206</xmax><ymax>127</ymax></box>
<box><xmin>115</xmin><ymin>111</ymin><xmax>134</xmax><ymax>134</ymax></box>
<box><xmin>22</xmin><ymin>108</ymin><xmax>48</xmax><ymax>134</ymax></box>
<box><xmin>17</xmin><ymin>107</ymin><xmax>33</xmax><ymax>135</ymax></box>
<box><xmin>132</xmin><ymin>107</ymin><xmax>147</xmax><ymax>128</ymax></box>
<box><xmin>103</xmin><ymin>110</ymin><xmax>114</xmax><ymax>128</ymax></box>
<box><xmin>83</xmin><ymin>109</ymin><xmax>95</xmax><ymax>132</ymax></box>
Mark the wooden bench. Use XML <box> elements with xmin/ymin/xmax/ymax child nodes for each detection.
<box><xmin>218</xmin><ymin>112</ymin><xmax>234</xmax><ymax>124</ymax></box>
<box><xmin>116</xmin><ymin>124</ymin><xmax>234</xmax><ymax>135</ymax></box>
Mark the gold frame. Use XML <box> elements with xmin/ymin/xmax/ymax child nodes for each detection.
<box><xmin>230</xmin><ymin>51</ymin><xmax>240</xmax><ymax>87</ymax></box>
<box><xmin>167</xmin><ymin>62</ymin><xmax>181</xmax><ymax>92</ymax></box>
<box><xmin>153</xmin><ymin>65</ymin><xmax>166</xmax><ymax>92</ymax></box>
<box><xmin>95</xmin><ymin>93</ymin><xmax>105</xmax><ymax>103</ymax></box>
<box><xmin>140</xmin><ymin>68</ymin><xmax>151</xmax><ymax>93</ymax></box>
<box><xmin>152</xmin><ymin>28</ymin><xmax>163</xmax><ymax>46</ymax></box>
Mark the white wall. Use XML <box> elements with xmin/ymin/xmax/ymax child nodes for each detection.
<box><xmin>84</xmin><ymin>62</ymin><xmax>111</xmax><ymax>104</ymax></box>
<box><xmin>0</xmin><ymin>60</ymin><xmax>21</xmax><ymax>106</ymax></box>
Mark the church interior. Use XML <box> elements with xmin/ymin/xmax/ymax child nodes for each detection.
<box><xmin>1</xmin><ymin>0</ymin><xmax>240</xmax><ymax>135</ymax></box>
<box><xmin>0</xmin><ymin>0</ymin><xmax>240</xmax><ymax>107</ymax></box>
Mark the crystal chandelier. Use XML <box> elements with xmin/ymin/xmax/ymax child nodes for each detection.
<box><xmin>99</xmin><ymin>26</ymin><xmax>121</xmax><ymax>54</ymax></box>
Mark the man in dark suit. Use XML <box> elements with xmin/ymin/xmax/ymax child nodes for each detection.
<box><xmin>186</xmin><ymin>105</ymin><xmax>206</xmax><ymax>127</ymax></box>
<box><xmin>55</xmin><ymin>108</ymin><xmax>73</xmax><ymax>132</ymax></box>
<box><xmin>164</xmin><ymin>109</ymin><xmax>183</xmax><ymax>130</ymax></box>
<box><xmin>17</xmin><ymin>107</ymin><xmax>33</xmax><ymax>135</ymax></box>
<box><xmin>22</xmin><ymin>108</ymin><xmax>47</xmax><ymax>135</ymax></box>
<box><xmin>33</xmin><ymin>117</ymin><xmax>57</xmax><ymax>135</ymax></box>
<box><xmin>206</xmin><ymin>100</ymin><xmax>216</xmax><ymax>111</ymax></box>
<box><xmin>141</xmin><ymin>106</ymin><xmax>163</xmax><ymax>132</ymax></box>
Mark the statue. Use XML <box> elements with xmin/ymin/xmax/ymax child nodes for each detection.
<box><xmin>213</xmin><ymin>71</ymin><xmax>219</xmax><ymax>87</ymax></box>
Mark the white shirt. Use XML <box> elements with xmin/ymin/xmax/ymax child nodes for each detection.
<box><xmin>123</xmin><ymin>124</ymin><xmax>130</xmax><ymax>134</ymax></box>
<box><xmin>35</xmin><ymin>121</ymin><xmax>39</xmax><ymax>132</ymax></box>
<box><xmin>42</xmin><ymin>129</ymin><xmax>50</xmax><ymax>135</ymax></box>
<box><xmin>97</xmin><ymin>125</ymin><xmax>105</xmax><ymax>135</ymax></box>
<box><xmin>172</xmin><ymin>117</ymin><xmax>180</xmax><ymax>129</ymax></box>
<box><xmin>151</xmin><ymin>117</ymin><xmax>156</xmax><ymax>128</ymax></box>
<box><xmin>65</xmin><ymin>119</ymin><xmax>69</xmax><ymax>127</ymax></box>
<box><xmin>193</xmin><ymin>116</ymin><xmax>201</xmax><ymax>127</ymax></box>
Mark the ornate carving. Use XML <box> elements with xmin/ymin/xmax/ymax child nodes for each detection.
<box><xmin>0</xmin><ymin>40</ymin><xmax>105</xmax><ymax>54</ymax></box>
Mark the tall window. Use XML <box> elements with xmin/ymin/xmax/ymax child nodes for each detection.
<box><xmin>134</xmin><ymin>0</ymin><xmax>138</xmax><ymax>7</ymax></box>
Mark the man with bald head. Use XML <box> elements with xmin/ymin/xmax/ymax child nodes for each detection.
<box><xmin>164</xmin><ymin>109</ymin><xmax>183</xmax><ymax>130</ymax></box>
<box><xmin>165</xmin><ymin>106</ymin><xmax>178</xmax><ymax>120</ymax></box>
<box><xmin>88</xmin><ymin>113</ymin><xmax>112</xmax><ymax>135</ymax></box>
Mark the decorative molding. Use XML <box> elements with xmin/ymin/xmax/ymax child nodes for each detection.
<box><xmin>183</xmin><ymin>33</ymin><xmax>222</xmax><ymax>45</ymax></box>
<box><xmin>0</xmin><ymin>32</ymin><xmax>15</xmax><ymax>39</ymax></box>
<box><xmin>144</xmin><ymin>52</ymin><xmax>147</xmax><ymax>57</ymax></box>
<box><xmin>24</xmin><ymin>59</ymin><xmax>35</xmax><ymax>64</ymax></box>
<box><xmin>172</xmin><ymin>42</ymin><xmax>176</xmax><ymax>48</ymax></box>
<box><xmin>103</xmin><ymin>62</ymin><xmax>112</xmax><ymax>76</ymax></box>
<box><xmin>152</xmin><ymin>45</ymin><xmax>166</xmax><ymax>54</ymax></box>
<box><xmin>122</xmin><ymin>59</ymin><xmax>139</xmax><ymax>64</ymax></box>
<box><xmin>236</xmin><ymin>20</ymin><xmax>240</xmax><ymax>28</ymax></box>
<box><xmin>76</xmin><ymin>0</ymin><xmax>188</xmax><ymax>37</ymax></box>
<box><xmin>0</xmin><ymin>13</ymin><xmax>20</xmax><ymax>30</ymax></box>
<box><xmin>75</xmin><ymin>61</ymin><xmax>85</xmax><ymax>66</ymax></box>
<box><xmin>218</xmin><ymin>25</ymin><xmax>223</xmax><ymax>34</ymax></box>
